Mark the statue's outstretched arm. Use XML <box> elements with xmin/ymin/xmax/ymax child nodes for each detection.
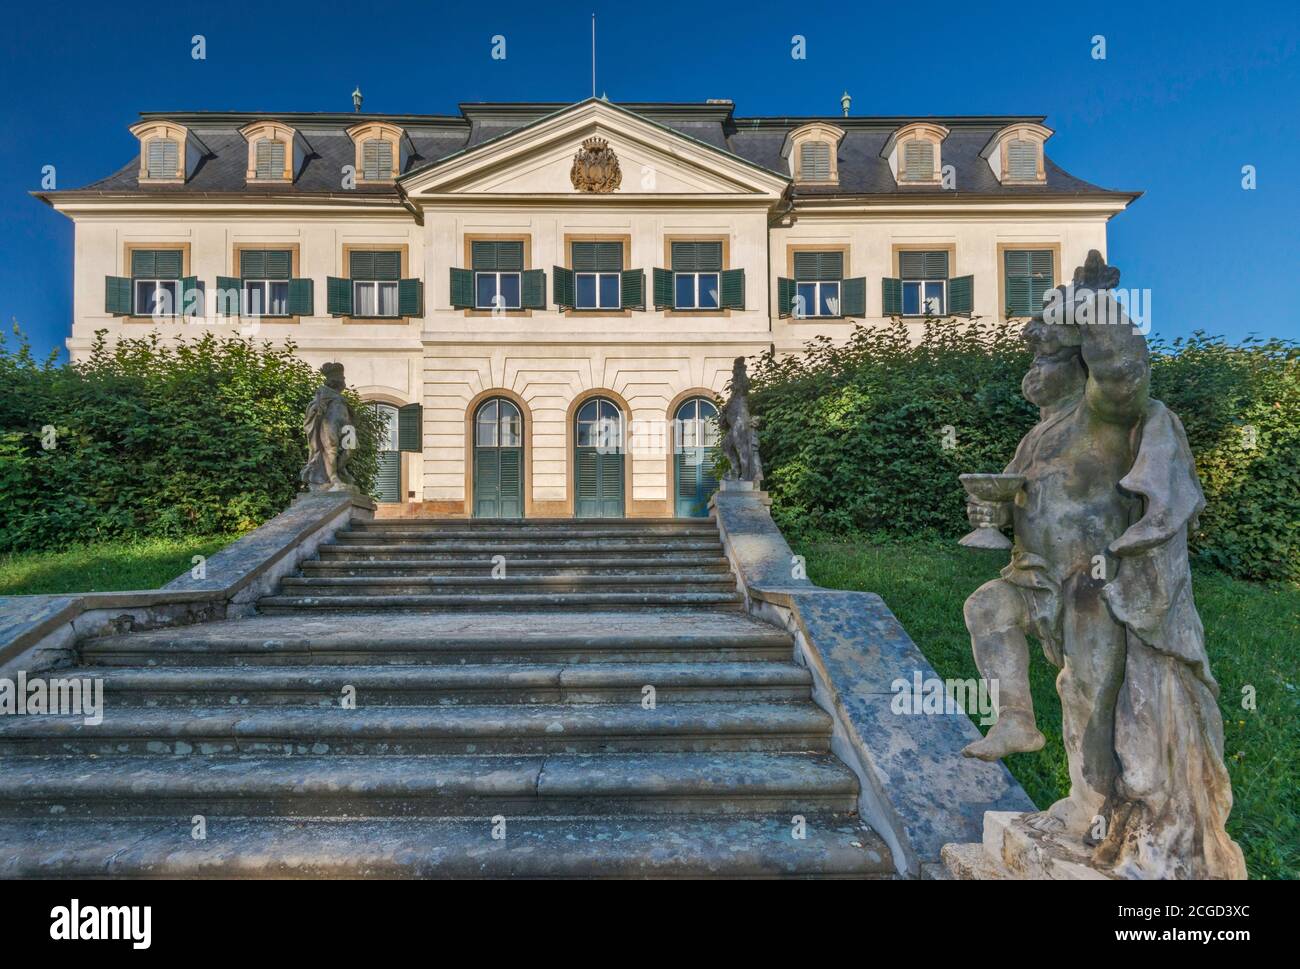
<box><xmin>1080</xmin><ymin>301</ymin><xmax>1149</xmax><ymax>424</ymax></box>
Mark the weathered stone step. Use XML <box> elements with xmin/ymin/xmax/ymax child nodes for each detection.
<box><xmin>257</xmin><ymin>591</ymin><xmax>744</xmax><ymax>613</ymax></box>
<box><xmin>77</xmin><ymin>661</ymin><xmax>812</xmax><ymax>706</ymax></box>
<box><xmin>0</xmin><ymin>752</ymin><xmax>855</xmax><ymax>818</ymax></box>
<box><xmin>81</xmin><ymin>612</ymin><xmax>793</xmax><ymax>667</ymax></box>
<box><xmin>317</xmin><ymin>544</ymin><xmax>724</xmax><ymax>562</ymax></box>
<box><xmin>325</xmin><ymin>538</ymin><xmax>724</xmax><ymax>552</ymax></box>
<box><xmin>0</xmin><ymin>703</ymin><xmax>833</xmax><ymax>756</ymax></box>
<box><xmin>278</xmin><ymin>575</ymin><xmax>738</xmax><ymax>596</ymax></box>
<box><xmin>0</xmin><ymin>814</ymin><xmax>892</xmax><ymax>879</ymax></box>
<box><xmin>300</xmin><ymin>557</ymin><xmax>732</xmax><ymax>576</ymax></box>
<box><xmin>353</xmin><ymin>518</ymin><xmax>716</xmax><ymax>533</ymax></box>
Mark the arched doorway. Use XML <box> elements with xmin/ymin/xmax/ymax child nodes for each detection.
<box><xmin>473</xmin><ymin>397</ymin><xmax>523</xmax><ymax>518</ymax></box>
<box><xmin>369</xmin><ymin>402</ymin><xmax>401</xmax><ymax>503</ymax></box>
<box><xmin>673</xmin><ymin>397</ymin><xmax>719</xmax><ymax>517</ymax></box>
<box><xmin>574</xmin><ymin>397</ymin><xmax>624</xmax><ymax>518</ymax></box>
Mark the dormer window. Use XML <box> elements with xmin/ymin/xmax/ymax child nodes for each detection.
<box><xmin>783</xmin><ymin>122</ymin><xmax>845</xmax><ymax>186</ymax></box>
<box><xmin>145</xmin><ymin>139</ymin><xmax>179</xmax><ymax>179</ymax></box>
<box><xmin>347</xmin><ymin>121</ymin><xmax>406</xmax><ymax>183</ymax></box>
<box><xmin>239</xmin><ymin>120</ymin><xmax>298</xmax><ymax>183</ymax></box>
<box><xmin>882</xmin><ymin>122</ymin><xmax>948</xmax><ymax>187</ymax></box>
<box><xmin>982</xmin><ymin>122</ymin><xmax>1051</xmax><ymax>184</ymax></box>
<box><xmin>129</xmin><ymin>120</ymin><xmax>194</xmax><ymax>184</ymax></box>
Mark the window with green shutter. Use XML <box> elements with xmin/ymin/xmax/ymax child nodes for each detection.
<box><xmin>128</xmin><ymin>249</ymin><xmax>184</xmax><ymax>316</ymax></box>
<box><xmin>254</xmin><ymin>139</ymin><xmax>286</xmax><ymax>180</ymax></box>
<box><xmin>472</xmin><ymin>241</ymin><xmax>526</xmax><ymax>310</ymax></box>
<box><xmin>792</xmin><ymin>250</ymin><xmax>843</xmax><ymax>318</ymax></box>
<box><xmin>670</xmin><ymin>241</ymin><xmax>724</xmax><ymax>310</ymax></box>
<box><xmin>570</xmin><ymin>241</ymin><xmax>623</xmax><ymax>310</ymax></box>
<box><xmin>346</xmin><ymin>250</ymin><xmax>411</xmax><ymax>318</ymax></box>
<box><xmin>1004</xmin><ymin>249</ymin><xmax>1054</xmax><ymax>317</ymax></box>
<box><xmin>898</xmin><ymin>250</ymin><xmax>950</xmax><ymax>316</ymax></box>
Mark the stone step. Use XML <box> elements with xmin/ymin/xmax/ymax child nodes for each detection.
<box><xmin>324</xmin><ymin>538</ymin><xmax>725</xmax><ymax>553</ymax></box>
<box><xmin>277</xmin><ymin>575</ymin><xmax>738</xmax><ymax>596</ymax></box>
<box><xmin>0</xmin><ymin>703</ymin><xmax>833</xmax><ymax>756</ymax></box>
<box><xmin>352</xmin><ymin>518</ymin><xmax>717</xmax><ymax>533</ymax></box>
<box><xmin>257</xmin><ymin>591</ymin><xmax>745</xmax><ymax>613</ymax></box>
<box><xmin>317</xmin><ymin>544</ymin><xmax>724</xmax><ymax>562</ymax></box>
<box><xmin>76</xmin><ymin>662</ymin><xmax>812</xmax><ymax>706</ymax></box>
<box><xmin>81</xmin><ymin>613</ymin><xmax>793</xmax><ymax>667</ymax></box>
<box><xmin>0</xmin><ymin>752</ymin><xmax>855</xmax><ymax>818</ymax></box>
<box><xmin>300</xmin><ymin>557</ymin><xmax>733</xmax><ymax>576</ymax></box>
<box><xmin>0</xmin><ymin>815</ymin><xmax>892</xmax><ymax>878</ymax></box>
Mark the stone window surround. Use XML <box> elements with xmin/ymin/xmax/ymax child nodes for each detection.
<box><xmin>562</xmin><ymin>233</ymin><xmax>632</xmax><ymax>318</ymax></box>
<box><xmin>239</xmin><ymin>120</ymin><xmax>297</xmax><ymax>183</ymax></box>
<box><xmin>346</xmin><ymin>120</ymin><xmax>405</xmax><ymax>183</ymax></box>
<box><xmin>129</xmin><ymin>120</ymin><xmax>189</xmax><ymax>184</ymax></box>
<box><xmin>341</xmin><ymin>242</ymin><xmax>412</xmax><ymax>325</ymax></box>
<box><xmin>996</xmin><ymin>241</ymin><xmax>1062</xmax><ymax>322</ymax></box>
<box><xmin>230</xmin><ymin>242</ymin><xmax>302</xmax><ymax>323</ymax></box>
<box><xmin>783</xmin><ymin>122</ymin><xmax>845</xmax><ymax>185</ymax></box>
<box><xmin>663</xmin><ymin>234</ymin><xmax>731</xmax><ymax>318</ymax></box>
<box><xmin>121</xmin><ymin>241</ymin><xmax>191</xmax><ymax>322</ymax></box>
<box><xmin>783</xmin><ymin>242</ymin><xmax>852</xmax><ymax>322</ymax></box>
<box><xmin>986</xmin><ymin>123</ymin><xmax>1051</xmax><ymax>184</ymax></box>
<box><xmin>462</xmin><ymin>233</ymin><xmax>534</xmax><ymax>318</ymax></box>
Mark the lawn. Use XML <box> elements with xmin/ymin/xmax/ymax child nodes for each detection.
<box><xmin>799</xmin><ymin>536</ymin><xmax>1299</xmax><ymax>881</ymax></box>
<box><xmin>0</xmin><ymin>534</ymin><xmax>242</xmax><ymax>597</ymax></box>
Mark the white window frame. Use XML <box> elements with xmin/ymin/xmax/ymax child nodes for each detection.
<box><xmin>794</xmin><ymin>280</ymin><xmax>842</xmax><ymax>318</ymax></box>
<box><xmin>901</xmin><ymin>278</ymin><xmax>947</xmax><ymax>316</ymax></box>
<box><xmin>352</xmin><ymin>279</ymin><xmax>400</xmax><ymax>318</ymax></box>
<box><xmin>575</xmin><ymin>271</ymin><xmax>621</xmax><ymax>310</ymax></box>
<box><xmin>672</xmin><ymin>271</ymin><xmax>720</xmax><ymax>310</ymax></box>
<box><xmin>133</xmin><ymin>279</ymin><xmax>180</xmax><ymax>316</ymax></box>
<box><xmin>241</xmin><ymin>279</ymin><xmax>291</xmax><ymax>317</ymax></box>
<box><xmin>474</xmin><ymin>271</ymin><xmax>522</xmax><ymax>311</ymax></box>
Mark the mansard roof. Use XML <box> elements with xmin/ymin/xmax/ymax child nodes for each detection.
<box><xmin>44</xmin><ymin>99</ymin><xmax>1137</xmax><ymax>201</ymax></box>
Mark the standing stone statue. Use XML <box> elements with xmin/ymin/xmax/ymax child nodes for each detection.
<box><xmin>719</xmin><ymin>356</ymin><xmax>763</xmax><ymax>487</ymax></box>
<box><xmin>959</xmin><ymin>251</ymin><xmax>1246</xmax><ymax>879</ymax></box>
<box><xmin>301</xmin><ymin>362</ymin><xmax>359</xmax><ymax>493</ymax></box>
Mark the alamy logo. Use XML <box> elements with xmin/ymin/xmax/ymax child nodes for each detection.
<box><xmin>50</xmin><ymin>899</ymin><xmax>151</xmax><ymax>949</ymax></box>
<box><xmin>0</xmin><ymin>672</ymin><xmax>103</xmax><ymax>725</ymax></box>
<box><xmin>890</xmin><ymin>671</ymin><xmax>999</xmax><ymax>726</ymax></box>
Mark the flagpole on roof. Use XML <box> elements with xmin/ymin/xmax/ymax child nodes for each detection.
<box><xmin>591</xmin><ymin>14</ymin><xmax>596</xmax><ymax>99</ymax></box>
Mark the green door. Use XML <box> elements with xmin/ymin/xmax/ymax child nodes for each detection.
<box><xmin>473</xmin><ymin>398</ymin><xmax>523</xmax><ymax>518</ymax></box>
<box><xmin>574</xmin><ymin>397</ymin><xmax>624</xmax><ymax>518</ymax></box>
<box><xmin>371</xmin><ymin>402</ymin><xmax>402</xmax><ymax>503</ymax></box>
<box><xmin>674</xmin><ymin>397</ymin><xmax>719</xmax><ymax>517</ymax></box>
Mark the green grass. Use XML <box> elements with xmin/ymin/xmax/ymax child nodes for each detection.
<box><xmin>0</xmin><ymin>534</ymin><xmax>242</xmax><ymax>597</ymax></box>
<box><xmin>799</xmin><ymin>536</ymin><xmax>1299</xmax><ymax>881</ymax></box>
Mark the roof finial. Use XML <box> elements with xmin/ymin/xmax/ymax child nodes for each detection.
<box><xmin>841</xmin><ymin>91</ymin><xmax>851</xmax><ymax>117</ymax></box>
<box><xmin>352</xmin><ymin>86</ymin><xmax>363</xmax><ymax>113</ymax></box>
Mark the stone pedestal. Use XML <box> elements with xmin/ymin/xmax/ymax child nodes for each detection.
<box><xmin>941</xmin><ymin>811</ymin><xmax>1114</xmax><ymax>880</ymax></box>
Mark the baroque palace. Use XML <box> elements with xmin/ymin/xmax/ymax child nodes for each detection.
<box><xmin>39</xmin><ymin>97</ymin><xmax>1136</xmax><ymax>518</ymax></box>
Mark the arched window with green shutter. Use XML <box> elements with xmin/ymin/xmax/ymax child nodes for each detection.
<box><xmin>369</xmin><ymin>402</ymin><xmax>402</xmax><ymax>503</ymax></box>
<box><xmin>574</xmin><ymin>398</ymin><xmax>624</xmax><ymax>518</ymax></box>
<box><xmin>472</xmin><ymin>398</ymin><xmax>523</xmax><ymax>519</ymax></box>
<box><xmin>673</xmin><ymin>397</ymin><xmax>719</xmax><ymax>518</ymax></box>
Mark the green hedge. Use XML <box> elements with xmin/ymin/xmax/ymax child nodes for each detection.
<box><xmin>748</xmin><ymin>320</ymin><xmax>1299</xmax><ymax>583</ymax></box>
<box><xmin>0</xmin><ymin>329</ymin><xmax>385</xmax><ymax>553</ymax></box>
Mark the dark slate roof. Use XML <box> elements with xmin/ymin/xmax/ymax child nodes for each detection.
<box><xmin>52</xmin><ymin>100</ymin><xmax>1135</xmax><ymax>200</ymax></box>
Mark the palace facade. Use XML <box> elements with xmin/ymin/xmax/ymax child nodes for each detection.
<box><xmin>39</xmin><ymin>98</ymin><xmax>1136</xmax><ymax>518</ymax></box>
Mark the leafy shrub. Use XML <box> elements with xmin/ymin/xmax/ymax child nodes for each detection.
<box><xmin>0</xmin><ymin>328</ymin><xmax>385</xmax><ymax>553</ymax></box>
<box><xmin>748</xmin><ymin>320</ymin><xmax>1298</xmax><ymax>583</ymax></box>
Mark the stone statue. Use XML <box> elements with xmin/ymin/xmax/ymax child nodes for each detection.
<box><xmin>719</xmin><ymin>356</ymin><xmax>763</xmax><ymax>486</ymax></box>
<box><xmin>959</xmin><ymin>251</ymin><xmax>1246</xmax><ymax>879</ymax></box>
<box><xmin>301</xmin><ymin>362</ymin><xmax>359</xmax><ymax>493</ymax></box>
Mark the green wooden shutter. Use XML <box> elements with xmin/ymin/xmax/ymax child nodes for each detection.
<box><xmin>349</xmin><ymin>250</ymin><xmax>400</xmax><ymax>280</ymax></box>
<box><xmin>599</xmin><ymin>452</ymin><xmax>624</xmax><ymax>518</ymax></box>
<box><xmin>1004</xmin><ymin>250</ymin><xmax>1052</xmax><ymax>316</ymax></box>
<box><xmin>450</xmin><ymin>267</ymin><xmax>474</xmax><ymax>309</ymax></box>
<box><xmin>286</xmin><ymin>278</ymin><xmax>313</xmax><ymax>316</ymax></box>
<box><xmin>841</xmin><ymin>277</ymin><xmax>866</xmax><ymax>317</ymax></box>
<box><xmin>472</xmin><ymin>241</ymin><xmax>524</xmax><ymax>271</ymax></box>
<box><xmin>474</xmin><ymin>448</ymin><xmax>500</xmax><ymax>517</ymax></box>
<box><xmin>1029</xmin><ymin>250</ymin><xmax>1054</xmax><ymax>312</ymax></box>
<box><xmin>899</xmin><ymin>251</ymin><xmax>948</xmax><ymax>280</ymax></box>
<box><xmin>575</xmin><ymin>448</ymin><xmax>599</xmax><ymax>516</ymax></box>
<box><xmin>374</xmin><ymin>451</ymin><xmax>401</xmax><ymax>503</ymax></box>
<box><xmin>132</xmin><ymin>248</ymin><xmax>181</xmax><ymax>280</ymax></box>
<box><xmin>215</xmin><ymin>276</ymin><xmax>241</xmax><ymax>315</ymax></box>
<box><xmin>180</xmin><ymin>276</ymin><xmax>200</xmax><ymax>317</ymax></box>
<box><xmin>671</xmin><ymin>241</ymin><xmax>723</xmax><ymax>272</ymax></box>
<box><xmin>777</xmin><ymin>277</ymin><xmax>795</xmax><ymax>318</ymax></box>
<box><xmin>720</xmin><ymin>268</ymin><xmax>745</xmax><ymax>309</ymax></box>
<box><xmin>326</xmin><ymin>276</ymin><xmax>353</xmax><ymax>316</ymax></box>
<box><xmin>398</xmin><ymin>403</ymin><xmax>423</xmax><ymax>452</ymax></box>
<box><xmin>374</xmin><ymin>251</ymin><xmax>401</xmax><ymax>281</ymax></box>
<box><xmin>240</xmin><ymin>250</ymin><xmax>265</xmax><ymax>279</ymax></box>
<box><xmin>499</xmin><ymin>449</ymin><xmax>522</xmax><ymax>518</ymax></box>
<box><xmin>552</xmin><ymin>266</ymin><xmax>574</xmax><ymax>309</ymax></box>
<box><xmin>264</xmin><ymin>250</ymin><xmax>292</xmax><ymax>279</ymax></box>
<box><xmin>652</xmin><ymin>268</ymin><xmax>673</xmax><ymax>309</ymax></box>
<box><xmin>793</xmin><ymin>251</ymin><xmax>843</xmax><ymax>281</ymax></box>
<box><xmin>948</xmin><ymin>274</ymin><xmax>974</xmax><ymax>316</ymax></box>
<box><xmin>571</xmin><ymin>241</ymin><xmax>623</xmax><ymax>272</ymax></box>
<box><xmin>398</xmin><ymin>278</ymin><xmax>423</xmax><ymax>316</ymax></box>
<box><xmin>522</xmin><ymin>269</ymin><xmax>546</xmax><ymax>309</ymax></box>
<box><xmin>131</xmin><ymin>250</ymin><xmax>155</xmax><ymax>278</ymax></box>
<box><xmin>882</xmin><ymin>277</ymin><xmax>903</xmax><ymax>316</ymax></box>
<box><xmin>105</xmin><ymin>276</ymin><xmax>132</xmax><ymax>315</ymax></box>
<box><xmin>620</xmin><ymin>269</ymin><xmax>645</xmax><ymax>310</ymax></box>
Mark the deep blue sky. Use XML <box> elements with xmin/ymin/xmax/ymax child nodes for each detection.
<box><xmin>2</xmin><ymin>0</ymin><xmax>1296</xmax><ymax>358</ymax></box>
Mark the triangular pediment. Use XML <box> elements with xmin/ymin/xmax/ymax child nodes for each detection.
<box><xmin>401</xmin><ymin>99</ymin><xmax>788</xmax><ymax>201</ymax></box>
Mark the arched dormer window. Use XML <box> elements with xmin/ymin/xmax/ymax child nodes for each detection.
<box><xmin>346</xmin><ymin>121</ymin><xmax>405</xmax><ymax>183</ymax></box>
<box><xmin>129</xmin><ymin>120</ymin><xmax>191</xmax><ymax>184</ymax></box>
<box><xmin>981</xmin><ymin>123</ymin><xmax>1052</xmax><ymax>184</ymax></box>
<box><xmin>239</xmin><ymin>120</ymin><xmax>298</xmax><ymax>183</ymax></box>
<box><xmin>781</xmin><ymin>122</ymin><xmax>845</xmax><ymax>186</ymax></box>
<box><xmin>882</xmin><ymin>123</ymin><xmax>949</xmax><ymax>186</ymax></box>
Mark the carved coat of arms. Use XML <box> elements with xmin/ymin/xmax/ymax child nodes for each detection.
<box><xmin>570</xmin><ymin>137</ymin><xmax>622</xmax><ymax>193</ymax></box>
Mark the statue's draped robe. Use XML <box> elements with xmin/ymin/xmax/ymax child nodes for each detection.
<box><xmin>1097</xmin><ymin>401</ymin><xmax>1247</xmax><ymax>879</ymax></box>
<box><xmin>301</xmin><ymin>386</ymin><xmax>354</xmax><ymax>490</ymax></box>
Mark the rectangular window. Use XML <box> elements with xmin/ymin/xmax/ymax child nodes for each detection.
<box><xmin>255</xmin><ymin>140</ymin><xmax>286</xmax><ymax>180</ymax></box>
<box><xmin>240</xmin><ymin>249</ymin><xmax>293</xmax><ymax>316</ymax></box>
<box><xmin>903</xmin><ymin>141</ymin><xmax>934</xmax><ymax>181</ymax></box>
<box><xmin>130</xmin><ymin>248</ymin><xmax>183</xmax><ymax>315</ymax></box>
<box><xmin>792</xmin><ymin>250</ymin><xmax>843</xmax><ymax>317</ymax></box>
<box><xmin>799</xmin><ymin>142</ymin><xmax>832</xmax><ymax>181</ymax></box>
<box><xmin>362</xmin><ymin>140</ymin><xmax>394</xmax><ymax>180</ymax></box>
<box><xmin>899</xmin><ymin>250</ymin><xmax>949</xmax><ymax>315</ymax></box>
<box><xmin>146</xmin><ymin>139</ymin><xmax>179</xmax><ymax>179</ymax></box>
<box><xmin>572</xmin><ymin>241</ymin><xmax>622</xmax><ymax>310</ymax></box>
<box><xmin>353</xmin><ymin>281</ymin><xmax>399</xmax><ymax>317</ymax></box>
<box><xmin>472</xmin><ymin>240</ymin><xmax>525</xmax><ymax>310</ymax></box>
<box><xmin>1004</xmin><ymin>249</ymin><xmax>1054</xmax><ymax>316</ymax></box>
<box><xmin>1007</xmin><ymin>140</ymin><xmax>1039</xmax><ymax>180</ymax></box>
<box><xmin>671</xmin><ymin>241</ymin><xmax>723</xmax><ymax>310</ymax></box>
<box><xmin>349</xmin><ymin>249</ymin><xmax>402</xmax><ymax>317</ymax></box>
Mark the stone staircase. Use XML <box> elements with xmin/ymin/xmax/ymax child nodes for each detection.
<box><xmin>0</xmin><ymin>518</ymin><xmax>892</xmax><ymax>878</ymax></box>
